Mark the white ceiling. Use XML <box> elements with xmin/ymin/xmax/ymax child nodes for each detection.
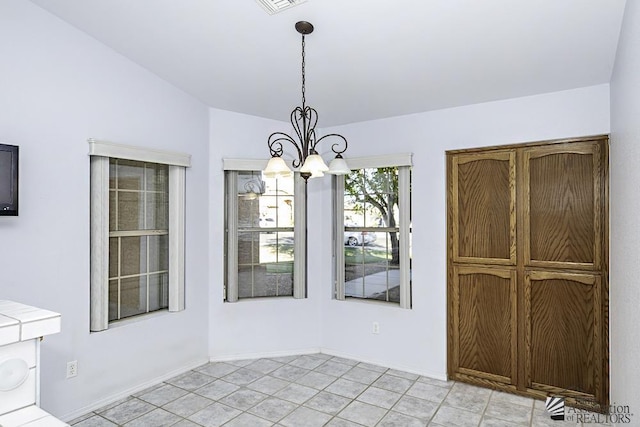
<box><xmin>29</xmin><ymin>0</ymin><xmax>626</xmax><ymax>126</ymax></box>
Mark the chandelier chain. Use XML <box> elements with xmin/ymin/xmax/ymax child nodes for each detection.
<box><xmin>301</xmin><ymin>34</ymin><xmax>306</xmax><ymax>109</ymax></box>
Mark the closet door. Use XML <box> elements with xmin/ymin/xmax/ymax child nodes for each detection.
<box><xmin>447</xmin><ymin>136</ymin><xmax>609</xmax><ymax>411</ymax></box>
<box><xmin>448</xmin><ymin>151</ymin><xmax>517</xmax><ymax>387</ymax></box>
<box><xmin>522</xmin><ymin>141</ymin><xmax>607</xmax><ymax>408</ymax></box>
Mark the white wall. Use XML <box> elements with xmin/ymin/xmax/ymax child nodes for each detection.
<box><xmin>610</xmin><ymin>0</ymin><xmax>640</xmax><ymax>414</ymax></box>
<box><xmin>0</xmin><ymin>1</ymin><xmax>210</xmax><ymax>420</ymax></box>
<box><xmin>208</xmin><ymin>109</ymin><xmax>322</xmax><ymax>359</ymax></box>
<box><xmin>317</xmin><ymin>85</ymin><xmax>611</xmax><ymax>377</ymax></box>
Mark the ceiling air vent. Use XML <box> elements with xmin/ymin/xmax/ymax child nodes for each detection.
<box><xmin>256</xmin><ymin>0</ymin><xmax>307</xmax><ymax>15</ymax></box>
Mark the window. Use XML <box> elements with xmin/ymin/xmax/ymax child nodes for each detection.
<box><xmin>89</xmin><ymin>139</ymin><xmax>190</xmax><ymax>331</ymax></box>
<box><xmin>224</xmin><ymin>159</ymin><xmax>306</xmax><ymax>301</ymax></box>
<box><xmin>333</xmin><ymin>154</ymin><xmax>412</xmax><ymax>308</ymax></box>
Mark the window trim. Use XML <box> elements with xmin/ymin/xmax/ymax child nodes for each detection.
<box><xmin>333</xmin><ymin>153</ymin><xmax>413</xmax><ymax>309</ymax></box>
<box><xmin>223</xmin><ymin>159</ymin><xmax>306</xmax><ymax>301</ymax></box>
<box><xmin>89</xmin><ymin>139</ymin><xmax>190</xmax><ymax>332</ymax></box>
<box><xmin>88</xmin><ymin>138</ymin><xmax>191</xmax><ymax>167</ymax></box>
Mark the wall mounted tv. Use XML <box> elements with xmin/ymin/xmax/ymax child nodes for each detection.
<box><xmin>0</xmin><ymin>143</ymin><xmax>18</xmax><ymax>216</ymax></box>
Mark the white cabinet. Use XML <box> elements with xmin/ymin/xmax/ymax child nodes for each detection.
<box><xmin>0</xmin><ymin>301</ymin><xmax>68</xmax><ymax>427</ymax></box>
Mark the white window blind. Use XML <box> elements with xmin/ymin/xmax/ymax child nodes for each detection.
<box><xmin>333</xmin><ymin>153</ymin><xmax>412</xmax><ymax>309</ymax></box>
<box><xmin>89</xmin><ymin>139</ymin><xmax>189</xmax><ymax>331</ymax></box>
<box><xmin>224</xmin><ymin>159</ymin><xmax>306</xmax><ymax>301</ymax></box>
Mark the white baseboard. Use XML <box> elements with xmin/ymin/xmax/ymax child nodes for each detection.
<box><xmin>209</xmin><ymin>347</ymin><xmax>322</xmax><ymax>362</ymax></box>
<box><xmin>60</xmin><ymin>357</ymin><xmax>209</xmax><ymax>423</ymax></box>
<box><xmin>61</xmin><ymin>348</ymin><xmax>447</xmax><ymax>422</ymax></box>
<box><xmin>211</xmin><ymin>347</ymin><xmax>448</xmax><ymax>382</ymax></box>
<box><xmin>319</xmin><ymin>348</ymin><xmax>449</xmax><ymax>382</ymax></box>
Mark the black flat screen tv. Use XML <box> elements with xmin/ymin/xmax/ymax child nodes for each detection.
<box><xmin>0</xmin><ymin>143</ymin><xmax>18</xmax><ymax>216</ymax></box>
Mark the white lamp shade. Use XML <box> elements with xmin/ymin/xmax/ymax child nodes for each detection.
<box><xmin>240</xmin><ymin>192</ymin><xmax>258</xmax><ymax>200</ymax></box>
<box><xmin>264</xmin><ymin>156</ymin><xmax>293</xmax><ymax>178</ymax></box>
<box><xmin>309</xmin><ymin>170</ymin><xmax>325</xmax><ymax>179</ymax></box>
<box><xmin>327</xmin><ymin>156</ymin><xmax>351</xmax><ymax>175</ymax></box>
<box><xmin>300</xmin><ymin>154</ymin><xmax>329</xmax><ymax>175</ymax></box>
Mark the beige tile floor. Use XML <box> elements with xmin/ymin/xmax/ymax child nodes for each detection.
<box><xmin>69</xmin><ymin>353</ymin><xmax>612</xmax><ymax>427</ymax></box>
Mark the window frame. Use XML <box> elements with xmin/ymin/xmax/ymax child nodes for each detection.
<box><xmin>223</xmin><ymin>159</ymin><xmax>306</xmax><ymax>302</ymax></box>
<box><xmin>89</xmin><ymin>139</ymin><xmax>190</xmax><ymax>331</ymax></box>
<box><xmin>333</xmin><ymin>154</ymin><xmax>412</xmax><ymax>309</ymax></box>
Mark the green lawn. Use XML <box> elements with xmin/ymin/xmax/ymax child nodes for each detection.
<box><xmin>261</xmin><ymin>245</ymin><xmax>389</xmax><ymax>271</ymax></box>
<box><xmin>265</xmin><ymin>262</ymin><xmax>294</xmax><ymax>273</ymax></box>
<box><xmin>344</xmin><ymin>247</ymin><xmax>390</xmax><ymax>265</ymax></box>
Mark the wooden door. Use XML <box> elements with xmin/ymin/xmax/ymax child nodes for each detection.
<box><xmin>448</xmin><ymin>150</ymin><xmax>518</xmax><ymax>389</ymax></box>
<box><xmin>447</xmin><ymin>136</ymin><xmax>608</xmax><ymax>412</ymax></box>
<box><xmin>521</xmin><ymin>141</ymin><xmax>607</xmax><ymax>409</ymax></box>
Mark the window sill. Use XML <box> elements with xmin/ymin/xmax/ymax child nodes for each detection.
<box><xmin>341</xmin><ymin>297</ymin><xmax>406</xmax><ymax>309</ymax></box>
<box><xmin>92</xmin><ymin>309</ymin><xmax>171</xmax><ymax>333</ymax></box>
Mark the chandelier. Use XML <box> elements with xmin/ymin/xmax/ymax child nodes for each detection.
<box><xmin>264</xmin><ymin>21</ymin><xmax>350</xmax><ymax>181</ymax></box>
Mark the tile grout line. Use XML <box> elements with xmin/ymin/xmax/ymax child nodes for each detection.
<box><xmin>76</xmin><ymin>354</ymin><xmax>541</xmax><ymax>427</ymax></box>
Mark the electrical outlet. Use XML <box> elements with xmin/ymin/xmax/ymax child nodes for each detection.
<box><xmin>66</xmin><ymin>360</ymin><xmax>78</xmax><ymax>378</ymax></box>
<box><xmin>372</xmin><ymin>321</ymin><xmax>380</xmax><ymax>334</ymax></box>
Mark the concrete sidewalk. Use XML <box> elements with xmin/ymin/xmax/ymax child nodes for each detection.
<box><xmin>345</xmin><ymin>269</ymin><xmax>400</xmax><ymax>298</ymax></box>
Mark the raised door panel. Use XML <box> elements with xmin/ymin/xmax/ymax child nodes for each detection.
<box><xmin>451</xmin><ymin>266</ymin><xmax>517</xmax><ymax>385</ymax></box>
<box><xmin>524</xmin><ymin>270</ymin><xmax>602</xmax><ymax>404</ymax></box>
<box><xmin>523</xmin><ymin>142</ymin><xmax>602</xmax><ymax>270</ymax></box>
<box><xmin>451</xmin><ymin>151</ymin><xmax>516</xmax><ymax>265</ymax></box>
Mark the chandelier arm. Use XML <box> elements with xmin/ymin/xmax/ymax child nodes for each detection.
<box><xmin>305</xmin><ymin>107</ymin><xmax>319</xmax><ymax>152</ymax></box>
<box><xmin>308</xmin><ymin>128</ymin><xmax>317</xmax><ymax>154</ymax></box>
<box><xmin>301</xmin><ymin>107</ymin><xmax>319</xmax><ymax>156</ymax></box>
<box><xmin>315</xmin><ymin>133</ymin><xmax>349</xmax><ymax>156</ymax></box>
<box><xmin>307</xmin><ymin>107</ymin><xmax>319</xmax><ymax>130</ymax></box>
<box><xmin>267</xmin><ymin>132</ymin><xmax>305</xmax><ymax>168</ymax></box>
<box><xmin>291</xmin><ymin>107</ymin><xmax>305</xmax><ymax>146</ymax></box>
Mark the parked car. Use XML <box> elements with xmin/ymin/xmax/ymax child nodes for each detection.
<box><xmin>344</xmin><ymin>230</ymin><xmax>376</xmax><ymax>246</ymax></box>
<box><xmin>258</xmin><ymin>217</ymin><xmax>276</xmax><ymax>233</ymax></box>
<box><xmin>259</xmin><ymin>217</ymin><xmax>276</xmax><ymax>227</ymax></box>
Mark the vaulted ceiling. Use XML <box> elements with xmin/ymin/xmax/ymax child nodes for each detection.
<box><xmin>30</xmin><ymin>0</ymin><xmax>626</xmax><ymax>126</ymax></box>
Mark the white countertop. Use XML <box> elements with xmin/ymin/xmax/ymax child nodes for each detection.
<box><xmin>0</xmin><ymin>301</ymin><xmax>61</xmax><ymax>346</ymax></box>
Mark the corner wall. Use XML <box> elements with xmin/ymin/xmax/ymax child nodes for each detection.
<box><xmin>610</xmin><ymin>0</ymin><xmax>640</xmax><ymax>414</ymax></box>
<box><xmin>208</xmin><ymin>109</ymin><xmax>322</xmax><ymax>360</ymax></box>
<box><xmin>0</xmin><ymin>1</ymin><xmax>210</xmax><ymax>419</ymax></box>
